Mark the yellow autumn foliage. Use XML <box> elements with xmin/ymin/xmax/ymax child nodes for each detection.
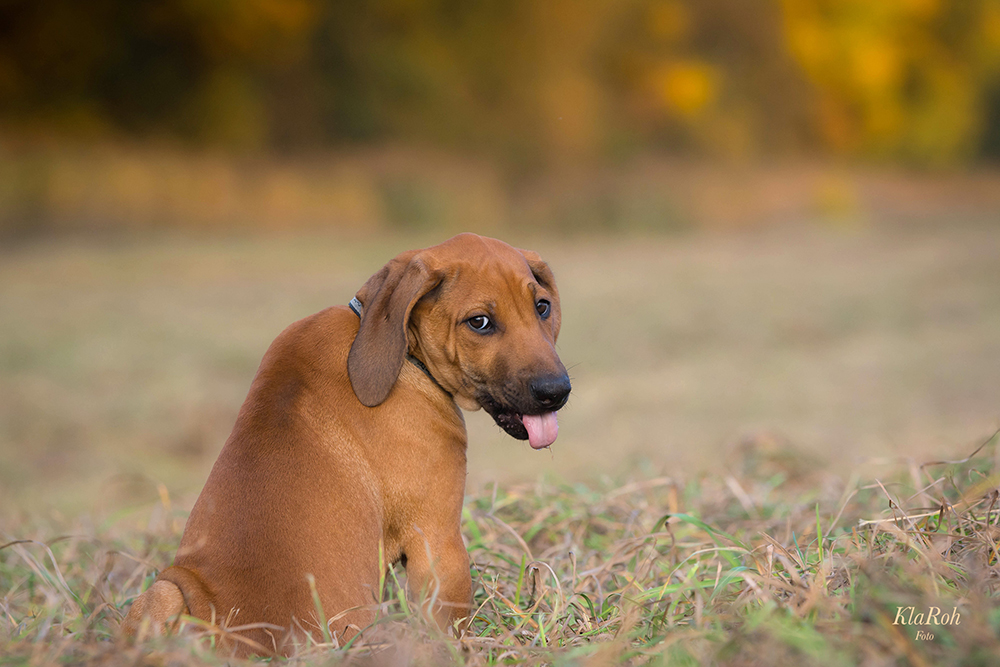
<box><xmin>780</xmin><ymin>0</ymin><xmax>1000</xmax><ymax>162</ymax></box>
<box><xmin>651</xmin><ymin>61</ymin><xmax>719</xmax><ymax>118</ymax></box>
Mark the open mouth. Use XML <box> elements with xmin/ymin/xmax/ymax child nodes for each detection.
<box><xmin>482</xmin><ymin>398</ymin><xmax>561</xmax><ymax>450</ymax></box>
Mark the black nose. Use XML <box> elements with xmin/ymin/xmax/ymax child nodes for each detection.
<box><xmin>529</xmin><ymin>374</ymin><xmax>572</xmax><ymax>410</ymax></box>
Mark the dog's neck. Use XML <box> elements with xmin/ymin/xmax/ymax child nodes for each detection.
<box><xmin>349</xmin><ymin>296</ymin><xmax>452</xmax><ymax>398</ymax></box>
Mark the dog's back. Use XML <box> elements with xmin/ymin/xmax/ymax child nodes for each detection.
<box><xmin>127</xmin><ymin>307</ymin><xmax>401</xmax><ymax>653</ymax></box>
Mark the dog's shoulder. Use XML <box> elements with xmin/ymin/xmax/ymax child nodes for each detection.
<box><xmin>243</xmin><ymin>306</ymin><xmax>358</xmax><ymax>408</ymax></box>
<box><xmin>263</xmin><ymin>306</ymin><xmax>357</xmax><ymax>362</ymax></box>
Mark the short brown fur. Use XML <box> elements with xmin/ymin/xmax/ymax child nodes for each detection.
<box><xmin>121</xmin><ymin>234</ymin><xmax>570</xmax><ymax>656</ymax></box>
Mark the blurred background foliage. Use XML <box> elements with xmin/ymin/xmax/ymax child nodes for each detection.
<box><xmin>1</xmin><ymin>0</ymin><xmax>999</xmax><ymax>234</ymax></box>
<box><xmin>3</xmin><ymin>0</ymin><xmax>1000</xmax><ymax>162</ymax></box>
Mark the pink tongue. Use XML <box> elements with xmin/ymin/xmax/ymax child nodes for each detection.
<box><xmin>522</xmin><ymin>412</ymin><xmax>559</xmax><ymax>449</ymax></box>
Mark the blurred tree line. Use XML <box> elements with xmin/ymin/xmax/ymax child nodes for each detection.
<box><xmin>2</xmin><ymin>0</ymin><xmax>999</xmax><ymax>167</ymax></box>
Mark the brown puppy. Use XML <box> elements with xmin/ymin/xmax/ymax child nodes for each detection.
<box><xmin>122</xmin><ymin>233</ymin><xmax>571</xmax><ymax>656</ymax></box>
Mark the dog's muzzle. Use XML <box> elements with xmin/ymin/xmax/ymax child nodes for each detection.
<box><xmin>479</xmin><ymin>374</ymin><xmax>571</xmax><ymax>449</ymax></box>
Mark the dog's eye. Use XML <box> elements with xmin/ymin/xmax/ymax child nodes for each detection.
<box><xmin>467</xmin><ymin>315</ymin><xmax>493</xmax><ymax>333</ymax></box>
<box><xmin>536</xmin><ymin>299</ymin><xmax>551</xmax><ymax>319</ymax></box>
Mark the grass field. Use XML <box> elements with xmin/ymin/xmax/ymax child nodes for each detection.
<box><xmin>2</xmin><ymin>220</ymin><xmax>1000</xmax><ymax>663</ymax></box>
<box><xmin>3</xmin><ymin>430</ymin><xmax>1000</xmax><ymax>665</ymax></box>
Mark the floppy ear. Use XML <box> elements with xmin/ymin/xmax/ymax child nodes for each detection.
<box><xmin>348</xmin><ymin>251</ymin><xmax>441</xmax><ymax>407</ymax></box>
<box><xmin>519</xmin><ymin>249</ymin><xmax>561</xmax><ymax>341</ymax></box>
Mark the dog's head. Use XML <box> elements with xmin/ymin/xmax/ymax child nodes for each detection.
<box><xmin>347</xmin><ymin>233</ymin><xmax>571</xmax><ymax>449</ymax></box>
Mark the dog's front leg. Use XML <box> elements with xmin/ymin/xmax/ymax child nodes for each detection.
<box><xmin>404</xmin><ymin>527</ymin><xmax>472</xmax><ymax>633</ymax></box>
